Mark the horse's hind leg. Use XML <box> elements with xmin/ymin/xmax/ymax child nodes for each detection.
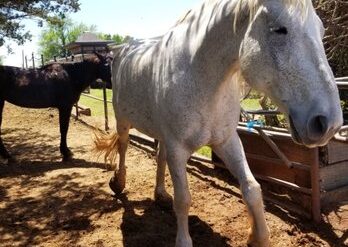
<box><xmin>0</xmin><ymin>100</ymin><xmax>11</xmax><ymax>160</ymax></box>
<box><xmin>58</xmin><ymin>105</ymin><xmax>73</xmax><ymax>162</ymax></box>
<box><xmin>109</xmin><ymin>120</ymin><xmax>130</xmax><ymax>195</ymax></box>
<box><xmin>212</xmin><ymin>132</ymin><xmax>270</xmax><ymax>247</ymax></box>
<box><xmin>154</xmin><ymin>142</ymin><xmax>173</xmax><ymax>208</ymax></box>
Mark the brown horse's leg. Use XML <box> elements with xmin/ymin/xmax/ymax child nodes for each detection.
<box><xmin>58</xmin><ymin>105</ymin><xmax>73</xmax><ymax>162</ymax></box>
<box><xmin>0</xmin><ymin>100</ymin><xmax>11</xmax><ymax>160</ymax></box>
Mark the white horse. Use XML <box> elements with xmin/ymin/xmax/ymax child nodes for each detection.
<box><xmin>95</xmin><ymin>0</ymin><xmax>343</xmax><ymax>246</ymax></box>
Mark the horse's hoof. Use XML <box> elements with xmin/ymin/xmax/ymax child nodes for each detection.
<box><xmin>109</xmin><ymin>176</ymin><xmax>125</xmax><ymax>195</ymax></box>
<box><xmin>247</xmin><ymin>229</ymin><xmax>270</xmax><ymax>247</ymax></box>
<box><xmin>1</xmin><ymin>156</ymin><xmax>16</xmax><ymax>165</ymax></box>
<box><xmin>155</xmin><ymin>192</ymin><xmax>173</xmax><ymax>210</ymax></box>
<box><xmin>62</xmin><ymin>156</ymin><xmax>73</xmax><ymax>162</ymax></box>
<box><xmin>0</xmin><ymin>157</ymin><xmax>9</xmax><ymax>165</ymax></box>
<box><xmin>62</xmin><ymin>152</ymin><xmax>74</xmax><ymax>162</ymax></box>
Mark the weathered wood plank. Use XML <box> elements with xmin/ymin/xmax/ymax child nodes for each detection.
<box><xmin>320</xmin><ymin>161</ymin><xmax>348</xmax><ymax>191</ymax></box>
<box><xmin>321</xmin><ymin>185</ymin><xmax>348</xmax><ymax>207</ymax></box>
<box><xmin>237</xmin><ymin>129</ymin><xmax>313</xmax><ymax>166</ymax></box>
<box><xmin>324</xmin><ymin>140</ymin><xmax>348</xmax><ymax>165</ymax></box>
<box><xmin>260</xmin><ymin>180</ymin><xmax>313</xmax><ymax>214</ymax></box>
<box><xmin>246</xmin><ymin>156</ymin><xmax>311</xmax><ymax>188</ymax></box>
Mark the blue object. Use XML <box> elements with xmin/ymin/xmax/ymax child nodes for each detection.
<box><xmin>246</xmin><ymin>120</ymin><xmax>264</xmax><ymax>131</ymax></box>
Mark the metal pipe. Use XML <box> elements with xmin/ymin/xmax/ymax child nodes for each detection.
<box><xmin>334</xmin><ymin>125</ymin><xmax>348</xmax><ymax>142</ymax></box>
<box><xmin>255</xmin><ymin>174</ymin><xmax>312</xmax><ymax>195</ymax></box>
<box><xmin>310</xmin><ymin>148</ymin><xmax>322</xmax><ymax>223</ymax></box>
<box><xmin>254</xmin><ymin>126</ymin><xmax>294</xmax><ymax>169</ymax></box>
<box><xmin>245</xmin><ymin>152</ymin><xmax>310</xmax><ymax>171</ymax></box>
<box><xmin>81</xmin><ymin>93</ymin><xmax>112</xmax><ymax>103</ymax></box>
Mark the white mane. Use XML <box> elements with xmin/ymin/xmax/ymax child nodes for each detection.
<box><xmin>234</xmin><ymin>0</ymin><xmax>312</xmax><ymax>29</ymax></box>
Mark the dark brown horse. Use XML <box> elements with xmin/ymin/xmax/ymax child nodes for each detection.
<box><xmin>0</xmin><ymin>53</ymin><xmax>111</xmax><ymax>162</ymax></box>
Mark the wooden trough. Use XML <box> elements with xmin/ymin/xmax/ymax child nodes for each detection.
<box><xmin>213</xmin><ymin>79</ymin><xmax>348</xmax><ymax>222</ymax></box>
<box><xmin>232</xmin><ymin>125</ymin><xmax>347</xmax><ymax>222</ymax></box>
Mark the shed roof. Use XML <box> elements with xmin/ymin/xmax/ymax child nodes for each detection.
<box><xmin>66</xmin><ymin>32</ymin><xmax>114</xmax><ymax>51</ymax></box>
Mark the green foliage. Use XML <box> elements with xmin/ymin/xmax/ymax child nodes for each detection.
<box><xmin>38</xmin><ymin>16</ymin><xmax>96</xmax><ymax>62</ymax></box>
<box><xmin>0</xmin><ymin>0</ymin><xmax>80</xmax><ymax>48</ymax></box>
<box><xmin>99</xmin><ymin>33</ymin><xmax>125</xmax><ymax>45</ymax></box>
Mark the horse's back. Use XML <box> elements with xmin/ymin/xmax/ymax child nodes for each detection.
<box><xmin>112</xmin><ymin>39</ymin><xmax>171</xmax><ymax>138</ymax></box>
<box><xmin>0</xmin><ymin>65</ymin><xmax>73</xmax><ymax>108</ymax></box>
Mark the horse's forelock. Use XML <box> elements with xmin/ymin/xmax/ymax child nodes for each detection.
<box><xmin>233</xmin><ymin>0</ymin><xmax>311</xmax><ymax>30</ymax></box>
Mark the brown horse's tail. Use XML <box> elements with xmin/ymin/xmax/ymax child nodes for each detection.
<box><xmin>93</xmin><ymin>131</ymin><xmax>120</xmax><ymax>170</ymax></box>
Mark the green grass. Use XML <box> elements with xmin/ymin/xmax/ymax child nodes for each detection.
<box><xmin>196</xmin><ymin>146</ymin><xmax>212</xmax><ymax>158</ymax></box>
<box><xmin>241</xmin><ymin>98</ymin><xmax>261</xmax><ymax>110</ymax></box>
<box><xmin>79</xmin><ymin>89</ymin><xmax>114</xmax><ymax>117</ymax></box>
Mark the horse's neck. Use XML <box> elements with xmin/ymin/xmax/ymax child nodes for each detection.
<box><xmin>68</xmin><ymin>62</ymin><xmax>95</xmax><ymax>90</ymax></box>
<box><xmin>182</xmin><ymin>0</ymin><xmax>249</xmax><ymax>87</ymax></box>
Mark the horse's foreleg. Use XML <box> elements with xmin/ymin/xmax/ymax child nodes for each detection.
<box><xmin>109</xmin><ymin>120</ymin><xmax>130</xmax><ymax>195</ymax></box>
<box><xmin>166</xmin><ymin>143</ymin><xmax>192</xmax><ymax>247</ymax></box>
<box><xmin>154</xmin><ymin>142</ymin><xmax>173</xmax><ymax>208</ymax></box>
<box><xmin>212</xmin><ymin>132</ymin><xmax>270</xmax><ymax>247</ymax></box>
<box><xmin>58</xmin><ymin>106</ymin><xmax>73</xmax><ymax>162</ymax></box>
<box><xmin>0</xmin><ymin>100</ymin><xmax>11</xmax><ymax>161</ymax></box>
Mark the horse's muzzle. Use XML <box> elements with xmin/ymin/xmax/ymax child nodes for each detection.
<box><xmin>288</xmin><ymin>108</ymin><xmax>343</xmax><ymax>147</ymax></box>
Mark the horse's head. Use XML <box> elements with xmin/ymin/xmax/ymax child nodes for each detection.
<box><xmin>238</xmin><ymin>0</ymin><xmax>342</xmax><ymax>147</ymax></box>
<box><xmin>93</xmin><ymin>52</ymin><xmax>112</xmax><ymax>86</ymax></box>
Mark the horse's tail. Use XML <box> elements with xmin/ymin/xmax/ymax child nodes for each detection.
<box><xmin>93</xmin><ymin>131</ymin><xmax>120</xmax><ymax>170</ymax></box>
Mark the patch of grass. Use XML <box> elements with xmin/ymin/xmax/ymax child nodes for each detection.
<box><xmin>196</xmin><ymin>146</ymin><xmax>212</xmax><ymax>158</ymax></box>
<box><xmin>241</xmin><ymin>98</ymin><xmax>260</xmax><ymax>110</ymax></box>
<box><xmin>78</xmin><ymin>89</ymin><xmax>114</xmax><ymax>117</ymax></box>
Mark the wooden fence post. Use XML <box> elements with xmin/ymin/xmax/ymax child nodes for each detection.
<box><xmin>75</xmin><ymin>103</ymin><xmax>79</xmax><ymax>120</ymax></box>
<box><xmin>103</xmin><ymin>81</ymin><xmax>109</xmax><ymax>131</ymax></box>
<box><xmin>311</xmin><ymin>148</ymin><xmax>322</xmax><ymax>223</ymax></box>
<box><xmin>32</xmin><ymin>53</ymin><xmax>35</xmax><ymax>68</ymax></box>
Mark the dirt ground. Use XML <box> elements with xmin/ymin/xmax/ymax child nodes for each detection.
<box><xmin>0</xmin><ymin>103</ymin><xmax>347</xmax><ymax>247</ymax></box>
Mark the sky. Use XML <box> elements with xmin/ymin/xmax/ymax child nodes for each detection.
<box><xmin>1</xmin><ymin>0</ymin><xmax>202</xmax><ymax>66</ymax></box>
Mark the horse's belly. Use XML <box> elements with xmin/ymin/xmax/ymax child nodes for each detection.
<box><xmin>3</xmin><ymin>81</ymin><xmax>75</xmax><ymax>108</ymax></box>
<box><xmin>5</xmin><ymin>91</ymin><xmax>55</xmax><ymax>108</ymax></box>
<box><xmin>115</xmin><ymin>97</ymin><xmax>161</xmax><ymax>139</ymax></box>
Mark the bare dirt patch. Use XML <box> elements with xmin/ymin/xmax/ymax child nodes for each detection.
<box><xmin>0</xmin><ymin>103</ymin><xmax>346</xmax><ymax>247</ymax></box>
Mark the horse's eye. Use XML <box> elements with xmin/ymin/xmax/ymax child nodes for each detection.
<box><xmin>271</xmin><ymin>26</ymin><xmax>288</xmax><ymax>35</ymax></box>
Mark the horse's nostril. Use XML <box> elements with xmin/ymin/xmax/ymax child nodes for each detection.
<box><xmin>308</xmin><ymin>115</ymin><xmax>329</xmax><ymax>140</ymax></box>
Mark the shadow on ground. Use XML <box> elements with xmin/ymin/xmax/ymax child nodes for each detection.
<box><xmin>186</xmin><ymin>160</ymin><xmax>347</xmax><ymax>247</ymax></box>
<box><xmin>115</xmin><ymin>193</ymin><xmax>229</xmax><ymax>247</ymax></box>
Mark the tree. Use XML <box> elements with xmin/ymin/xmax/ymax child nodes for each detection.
<box><xmin>38</xmin><ymin>16</ymin><xmax>96</xmax><ymax>62</ymax></box>
<box><xmin>99</xmin><ymin>33</ymin><xmax>125</xmax><ymax>45</ymax></box>
<box><xmin>313</xmin><ymin>0</ymin><xmax>348</xmax><ymax>77</ymax></box>
<box><xmin>0</xmin><ymin>0</ymin><xmax>80</xmax><ymax>48</ymax></box>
